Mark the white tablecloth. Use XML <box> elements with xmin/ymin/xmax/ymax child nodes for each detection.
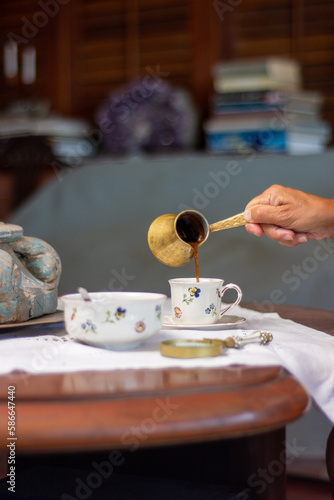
<box><xmin>1</xmin><ymin>302</ymin><xmax>334</xmax><ymax>423</ymax></box>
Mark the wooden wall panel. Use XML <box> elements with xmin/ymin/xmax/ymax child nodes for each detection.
<box><xmin>0</xmin><ymin>0</ymin><xmax>53</xmax><ymax>109</ymax></box>
<box><xmin>0</xmin><ymin>0</ymin><xmax>333</xmax><ymax>140</ymax></box>
<box><xmin>301</xmin><ymin>2</ymin><xmax>334</xmax><ymax>127</ymax></box>
<box><xmin>228</xmin><ymin>0</ymin><xmax>334</xmax><ymax>141</ymax></box>
<box><xmin>70</xmin><ymin>0</ymin><xmax>194</xmax><ymax>118</ymax></box>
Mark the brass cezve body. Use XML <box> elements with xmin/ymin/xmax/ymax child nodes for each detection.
<box><xmin>147</xmin><ymin>209</ymin><xmax>246</xmax><ymax>267</ymax></box>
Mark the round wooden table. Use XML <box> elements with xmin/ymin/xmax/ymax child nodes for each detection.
<box><xmin>0</xmin><ymin>303</ymin><xmax>333</xmax><ymax>499</ymax></box>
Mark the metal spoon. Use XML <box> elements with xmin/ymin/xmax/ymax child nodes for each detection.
<box><xmin>205</xmin><ymin>330</ymin><xmax>273</xmax><ymax>348</ymax></box>
<box><xmin>77</xmin><ymin>287</ymin><xmax>92</xmax><ymax>302</ymax></box>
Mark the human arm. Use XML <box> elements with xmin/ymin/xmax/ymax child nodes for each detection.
<box><xmin>243</xmin><ymin>184</ymin><xmax>334</xmax><ymax>247</ymax></box>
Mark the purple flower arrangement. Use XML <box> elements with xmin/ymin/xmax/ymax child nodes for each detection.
<box><xmin>95</xmin><ymin>77</ymin><xmax>198</xmax><ymax>154</ymax></box>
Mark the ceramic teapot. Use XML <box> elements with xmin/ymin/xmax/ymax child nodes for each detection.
<box><xmin>0</xmin><ymin>222</ymin><xmax>61</xmax><ymax>323</ymax></box>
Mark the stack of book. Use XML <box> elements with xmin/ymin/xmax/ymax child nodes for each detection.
<box><xmin>0</xmin><ymin>114</ymin><xmax>97</xmax><ymax>164</ymax></box>
<box><xmin>204</xmin><ymin>57</ymin><xmax>331</xmax><ymax>154</ymax></box>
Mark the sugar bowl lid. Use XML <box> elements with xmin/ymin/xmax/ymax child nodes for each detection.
<box><xmin>0</xmin><ymin>222</ymin><xmax>23</xmax><ymax>242</ymax></box>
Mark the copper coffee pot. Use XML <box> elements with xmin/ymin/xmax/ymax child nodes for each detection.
<box><xmin>147</xmin><ymin>209</ymin><xmax>246</xmax><ymax>267</ymax></box>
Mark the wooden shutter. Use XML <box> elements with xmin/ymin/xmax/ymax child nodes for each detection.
<box><xmin>1</xmin><ymin>0</ymin><xmax>333</xmax><ymax>139</ymax></box>
<box><xmin>226</xmin><ymin>0</ymin><xmax>334</xmax><ymax>141</ymax></box>
<box><xmin>70</xmin><ymin>0</ymin><xmax>195</xmax><ymax>118</ymax></box>
<box><xmin>0</xmin><ymin>0</ymin><xmax>222</xmax><ymax>133</ymax></box>
<box><xmin>0</xmin><ymin>0</ymin><xmax>54</xmax><ymax>109</ymax></box>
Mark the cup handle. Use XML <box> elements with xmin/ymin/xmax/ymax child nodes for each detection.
<box><xmin>220</xmin><ymin>284</ymin><xmax>242</xmax><ymax>316</ymax></box>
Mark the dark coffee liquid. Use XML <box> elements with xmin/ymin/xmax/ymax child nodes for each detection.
<box><xmin>176</xmin><ymin>214</ymin><xmax>206</xmax><ymax>282</ymax></box>
<box><xmin>176</xmin><ymin>214</ymin><xmax>206</xmax><ymax>244</ymax></box>
<box><xmin>190</xmin><ymin>243</ymin><xmax>200</xmax><ymax>283</ymax></box>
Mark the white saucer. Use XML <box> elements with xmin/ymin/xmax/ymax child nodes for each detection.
<box><xmin>161</xmin><ymin>314</ymin><xmax>246</xmax><ymax>330</ymax></box>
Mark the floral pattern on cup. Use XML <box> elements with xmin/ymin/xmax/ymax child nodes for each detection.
<box><xmin>135</xmin><ymin>321</ymin><xmax>146</xmax><ymax>333</ymax></box>
<box><xmin>81</xmin><ymin>319</ymin><xmax>97</xmax><ymax>333</ymax></box>
<box><xmin>205</xmin><ymin>303</ymin><xmax>217</xmax><ymax>317</ymax></box>
<box><xmin>155</xmin><ymin>304</ymin><xmax>162</xmax><ymax>319</ymax></box>
<box><xmin>173</xmin><ymin>287</ymin><xmax>222</xmax><ymax>320</ymax></box>
<box><xmin>182</xmin><ymin>287</ymin><xmax>201</xmax><ymax>305</ymax></box>
<box><xmin>115</xmin><ymin>307</ymin><xmax>126</xmax><ymax>319</ymax></box>
<box><xmin>174</xmin><ymin>306</ymin><xmax>182</xmax><ymax>318</ymax></box>
<box><xmin>105</xmin><ymin>307</ymin><xmax>127</xmax><ymax>323</ymax></box>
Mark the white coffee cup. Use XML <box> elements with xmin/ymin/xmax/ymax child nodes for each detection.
<box><xmin>62</xmin><ymin>291</ymin><xmax>166</xmax><ymax>349</ymax></box>
<box><xmin>169</xmin><ymin>278</ymin><xmax>242</xmax><ymax>325</ymax></box>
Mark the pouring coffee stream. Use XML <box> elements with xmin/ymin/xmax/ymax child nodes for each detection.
<box><xmin>147</xmin><ymin>210</ymin><xmax>246</xmax><ymax>280</ymax></box>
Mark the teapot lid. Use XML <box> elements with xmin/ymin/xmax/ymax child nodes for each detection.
<box><xmin>0</xmin><ymin>222</ymin><xmax>23</xmax><ymax>242</ymax></box>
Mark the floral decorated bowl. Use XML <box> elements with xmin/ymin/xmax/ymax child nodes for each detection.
<box><xmin>61</xmin><ymin>291</ymin><xmax>166</xmax><ymax>350</ymax></box>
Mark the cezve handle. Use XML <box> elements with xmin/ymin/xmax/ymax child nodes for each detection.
<box><xmin>209</xmin><ymin>212</ymin><xmax>246</xmax><ymax>233</ymax></box>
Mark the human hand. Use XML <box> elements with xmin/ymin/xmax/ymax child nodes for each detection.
<box><xmin>243</xmin><ymin>184</ymin><xmax>334</xmax><ymax>246</ymax></box>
